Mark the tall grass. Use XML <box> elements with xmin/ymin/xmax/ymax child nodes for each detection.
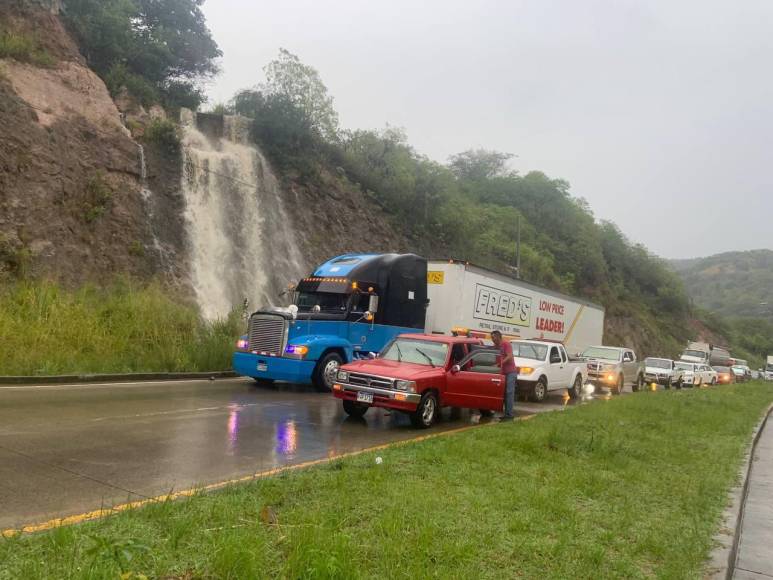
<box><xmin>0</xmin><ymin>280</ymin><xmax>242</xmax><ymax>375</ymax></box>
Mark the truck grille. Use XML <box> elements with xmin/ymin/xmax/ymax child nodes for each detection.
<box><xmin>587</xmin><ymin>362</ymin><xmax>601</xmax><ymax>372</ymax></box>
<box><xmin>248</xmin><ymin>314</ymin><xmax>287</xmax><ymax>355</ymax></box>
<box><xmin>347</xmin><ymin>373</ymin><xmax>394</xmax><ymax>390</ymax></box>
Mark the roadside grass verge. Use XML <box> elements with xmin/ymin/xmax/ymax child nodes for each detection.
<box><xmin>0</xmin><ymin>280</ymin><xmax>242</xmax><ymax>375</ymax></box>
<box><xmin>2</xmin><ymin>384</ymin><xmax>772</xmax><ymax>578</ymax></box>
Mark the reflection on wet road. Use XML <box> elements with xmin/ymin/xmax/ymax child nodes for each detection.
<box><xmin>0</xmin><ymin>378</ymin><xmax>578</xmax><ymax>530</ymax></box>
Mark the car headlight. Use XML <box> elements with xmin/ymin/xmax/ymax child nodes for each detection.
<box><xmin>284</xmin><ymin>344</ymin><xmax>309</xmax><ymax>359</ymax></box>
<box><xmin>337</xmin><ymin>370</ymin><xmax>349</xmax><ymax>382</ymax></box>
<box><xmin>395</xmin><ymin>380</ymin><xmax>416</xmax><ymax>393</ymax></box>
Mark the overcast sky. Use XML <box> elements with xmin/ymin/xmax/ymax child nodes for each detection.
<box><xmin>201</xmin><ymin>0</ymin><xmax>772</xmax><ymax>259</ymax></box>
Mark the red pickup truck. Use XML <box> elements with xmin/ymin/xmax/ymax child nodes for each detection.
<box><xmin>332</xmin><ymin>334</ymin><xmax>506</xmax><ymax>428</ymax></box>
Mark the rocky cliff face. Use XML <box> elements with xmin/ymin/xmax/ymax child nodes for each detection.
<box><xmin>0</xmin><ymin>2</ymin><xmax>409</xmax><ymax>312</ymax></box>
<box><xmin>0</xmin><ymin>2</ymin><xmax>160</xmax><ymax>283</ymax></box>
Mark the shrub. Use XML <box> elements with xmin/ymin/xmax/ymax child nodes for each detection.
<box><xmin>0</xmin><ymin>31</ymin><xmax>55</xmax><ymax>67</ymax></box>
<box><xmin>144</xmin><ymin>118</ymin><xmax>181</xmax><ymax>154</ymax></box>
<box><xmin>104</xmin><ymin>63</ymin><xmax>158</xmax><ymax>107</ymax></box>
<box><xmin>82</xmin><ymin>171</ymin><xmax>113</xmax><ymax>223</ymax></box>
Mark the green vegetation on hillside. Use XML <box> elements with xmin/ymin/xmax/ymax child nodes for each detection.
<box><xmin>3</xmin><ymin>384</ymin><xmax>771</xmax><ymax>578</ymax></box>
<box><xmin>0</xmin><ymin>30</ymin><xmax>55</xmax><ymax>67</ymax></box>
<box><xmin>227</xmin><ymin>49</ymin><xmax>692</xmax><ymax>356</ymax></box>
<box><xmin>0</xmin><ymin>281</ymin><xmax>240</xmax><ymax>375</ymax></box>
<box><xmin>672</xmin><ymin>250</ymin><xmax>773</xmax><ymax>320</ymax></box>
<box><xmin>62</xmin><ymin>0</ymin><xmax>221</xmax><ymax>109</ymax></box>
<box><xmin>671</xmin><ymin>250</ymin><xmax>773</xmax><ymax>366</ymax></box>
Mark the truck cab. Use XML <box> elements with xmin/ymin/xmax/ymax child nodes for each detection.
<box><xmin>333</xmin><ymin>334</ymin><xmax>505</xmax><ymax>428</ymax></box>
<box><xmin>233</xmin><ymin>254</ymin><xmax>428</xmax><ymax>390</ymax></box>
<box><xmin>582</xmin><ymin>345</ymin><xmax>645</xmax><ymax>394</ymax></box>
<box><xmin>511</xmin><ymin>340</ymin><xmax>588</xmax><ymax>402</ymax></box>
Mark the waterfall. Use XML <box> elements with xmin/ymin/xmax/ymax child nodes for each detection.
<box><xmin>180</xmin><ymin>112</ymin><xmax>306</xmax><ymax>320</ymax></box>
<box><xmin>136</xmin><ymin>143</ymin><xmax>173</xmax><ymax>274</ymax></box>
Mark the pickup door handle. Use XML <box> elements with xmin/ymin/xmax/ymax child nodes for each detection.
<box><xmin>491</xmin><ymin>378</ymin><xmax>501</xmax><ymax>383</ymax></box>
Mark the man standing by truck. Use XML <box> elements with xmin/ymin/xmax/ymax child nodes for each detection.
<box><xmin>492</xmin><ymin>330</ymin><xmax>518</xmax><ymax>420</ymax></box>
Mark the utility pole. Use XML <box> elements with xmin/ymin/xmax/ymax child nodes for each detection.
<box><xmin>515</xmin><ymin>215</ymin><xmax>521</xmax><ymax>279</ymax></box>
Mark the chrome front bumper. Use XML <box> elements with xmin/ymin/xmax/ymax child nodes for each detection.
<box><xmin>336</xmin><ymin>381</ymin><xmax>422</xmax><ymax>404</ymax></box>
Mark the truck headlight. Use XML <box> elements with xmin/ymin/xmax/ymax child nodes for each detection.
<box><xmin>337</xmin><ymin>370</ymin><xmax>349</xmax><ymax>382</ymax></box>
<box><xmin>519</xmin><ymin>367</ymin><xmax>534</xmax><ymax>376</ymax></box>
<box><xmin>395</xmin><ymin>380</ymin><xmax>416</xmax><ymax>393</ymax></box>
<box><xmin>236</xmin><ymin>336</ymin><xmax>249</xmax><ymax>350</ymax></box>
<box><xmin>284</xmin><ymin>345</ymin><xmax>309</xmax><ymax>359</ymax></box>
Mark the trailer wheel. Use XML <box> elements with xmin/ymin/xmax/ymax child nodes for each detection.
<box><xmin>342</xmin><ymin>400</ymin><xmax>369</xmax><ymax>418</ymax></box>
<box><xmin>530</xmin><ymin>377</ymin><xmax>548</xmax><ymax>402</ymax></box>
<box><xmin>410</xmin><ymin>392</ymin><xmax>438</xmax><ymax>428</ymax></box>
<box><xmin>569</xmin><ymin>375</ymin><xmax>583</xmax><ymax>399</ymax></box>
<box><xmin>313</xmin><ymin>352</ymin><xmax>343</xmax><ymax>392</ymax></box>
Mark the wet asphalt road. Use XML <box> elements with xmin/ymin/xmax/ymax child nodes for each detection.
<box><xmin>0</xmin><ymin>378</ymin><xmax>573</xmax><ymax>530</ymax></box>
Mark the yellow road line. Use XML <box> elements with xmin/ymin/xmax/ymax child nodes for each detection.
<box><xmin>2</xmin><ymin>414</ymin><xmax>535</xmax><ymax>538</ymax></box>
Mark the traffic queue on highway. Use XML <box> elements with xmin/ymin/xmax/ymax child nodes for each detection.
<box><xmin>233</xmin><ymin>253</ymin><xmax>760</xmax><ymax>429</ymax></box>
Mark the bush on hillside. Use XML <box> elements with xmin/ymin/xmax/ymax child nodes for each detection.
<box><xmin>0</xmin><ymin>31</ymin><xmax>55</xmax><ymax>67</ymax></box>
<box><xmin>144</xmin><ymin>118</ymin><xmax>181</xmax><ymax>154</ymax></box>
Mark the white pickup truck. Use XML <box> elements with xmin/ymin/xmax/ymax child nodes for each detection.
<box><xmin>511</xmin><ymin>340</ymin><xmax>589</xmax><ymax>402</ymax></box>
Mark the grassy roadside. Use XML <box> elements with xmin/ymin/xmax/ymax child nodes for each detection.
<box><xmin>2</xmin><ymin>384</ymin><xmax>772</xmax><ymax>579</ymax></box>
<box><xmin>0</xmin><ymin>281</ymin><xmax>241</xmax><ymax>376</ymax></box>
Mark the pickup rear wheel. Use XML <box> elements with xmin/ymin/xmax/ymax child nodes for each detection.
<box><xmin>530</xmin><ymin>377</ymin><xmax>548</xmax><ymax>402</ymax></box>
<box><xmin>410</xmin><ymin>392</ymin><xmax>438</xmax><ymax>428</ymax></box>
<box><xmin>632</xmin><ymin>374</ymin><xmax>644</xmax><ymax>392</ymax></box>
<box><xmin>569</xmin><ymin>375</ymin><xmax>583</xmax><ymax>399</ymax></box>
<box><xmin>313</xmin><ymin>352</ymin><xmax>343</xmax><ymax>392</ymax></box>
<box><xmin>342</xmin><ymin>400</ymin><xmax>369</xmax><ymax>418</ymax></box>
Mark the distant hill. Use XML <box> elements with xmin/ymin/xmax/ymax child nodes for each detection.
<box><xmin>670</xmin><ymin>250</ymin><xmax>773</xmax><ymax>320</ymax></box>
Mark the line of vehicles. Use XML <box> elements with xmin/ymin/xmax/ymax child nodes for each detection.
<box><xmin>233</xmin><ymin>253</ymin><xmax>767</xmax><ymax>429</ymax></box>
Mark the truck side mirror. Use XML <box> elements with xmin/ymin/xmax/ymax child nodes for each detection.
<box><xmin>451</xmin><ymin>364</ymin><xmax>461</xmax><ymax>374</ymax></box>
<box><xmin>368</xmin><ymin>295</ymin><xmax>379</xmax><ymax>313</ymax></box>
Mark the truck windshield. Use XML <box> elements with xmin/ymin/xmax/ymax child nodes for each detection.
<box><xmin>512</xmin><ymin>342</ymin><xmax>548</xmax><ymax>361</ymax></box>
<box><xmin>581</xmin><ymin>347</ymin><xmax>620</xmax><ymax>362</ymax></box>
<box><xmin>296</xmin><ymin>291</ymin><xmax>349</xmax><ymax>313</ymax></box>
<box><xmin>646</xmin><ymin>358</ymin><xmax>672</xmax><ymax>369</ymax></box>
<box><xmin>675</xmin><ymin>362</ymin><xmax>694</xmax><ymax>371</ymax></box>
<box><xmin>381</xmin><ymin>339</ymin><xmax>448</xmax><ymax>367</ymax></box>
<box><xmin>683</xmin><ymin>350</ymin><xmax>707</xmax><ymax>359</ymax></box>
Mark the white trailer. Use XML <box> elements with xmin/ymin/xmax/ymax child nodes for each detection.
<box><xmin>424</xmin><ymin>261</ymin><xmax>605</xmax><ymax>355</ymax></box>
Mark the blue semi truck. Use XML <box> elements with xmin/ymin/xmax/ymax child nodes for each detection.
<box><xmin>232</xmin><ymin>253</ymin><xmax>428</xmax><ymax>391</ymax></box>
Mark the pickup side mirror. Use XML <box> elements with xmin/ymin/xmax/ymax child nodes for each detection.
<box><xmin>451</xmin><ymin>364</ymin><xmax>461</xmax><ymax>374</ymax></box>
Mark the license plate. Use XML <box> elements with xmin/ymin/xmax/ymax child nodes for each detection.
<box><xmin>356</xmin><ymin>392</ymin><xmax>373</xmax><ymax>404</ymax></box>
<box><xmin>257</xmin><ymin>363</ymin><xmax>268</xmax><ymax>372</ymax></box>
